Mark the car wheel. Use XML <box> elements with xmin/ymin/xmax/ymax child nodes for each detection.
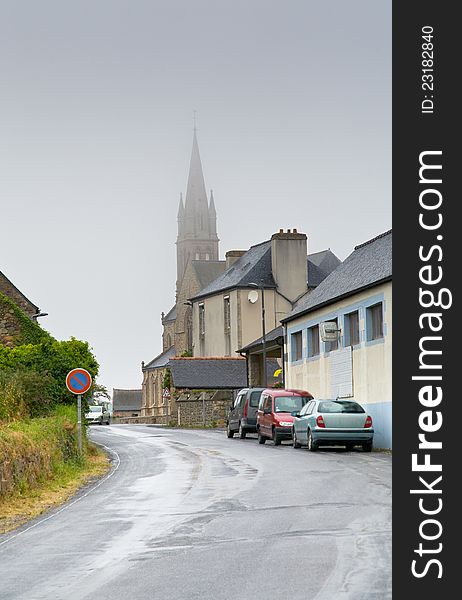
<box><xmin>307</xmin><ymin>429</ymin><xmax>318</xmax><ymax>452</ymax></box>
<box><xmin>238</xmin><ymin>423</ymin><xmax>246</xmax><ymax>439</ymax></box>
<box><xmin>257</xmin><ymin>432</ymin><xmax>266</xmax><ymax>444</ymax></box>
<box><xmin>293</xmin><ymin>429</ymin><xmax>301</xmax><ymax>449</ymax></box>
<box><xmin>362</xmin><ymin>442</ymin><xmax>373</xmax><ymax>452</ymax></box>
<box><xmin>226</xmin><ymin>423</ymin><xmax>235</xmax><ymax>438</ymax></box>
<box><xmin>272</xmin><ymin>429</ymin><xmax>281</xmax><ymax>446</ymax></box>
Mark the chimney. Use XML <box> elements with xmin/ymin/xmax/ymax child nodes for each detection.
<box><xmin>271</xmin><ymin>229</ymin><xmax>308</xmax><ymax>302</ymax></box>
<box><xmin>225</xmin><ymin>250</ymin><xmax>246</xmax><ymax>269</ymax></box>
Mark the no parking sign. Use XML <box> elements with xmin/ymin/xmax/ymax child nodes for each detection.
<box><xmin>66</xmin><ymin>368</ymin><xmax>92</xmax><ymax>395</ymax></box>
<box><xmin>66</xmin><ymin>368</ymin><xmax>92</xmax><ymax>454</ymax></box>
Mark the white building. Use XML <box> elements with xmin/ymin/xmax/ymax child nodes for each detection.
<box><xmin>282</xmin><ymin>230</ymin><xmax>392</xmax><ymax>449</ymax></box>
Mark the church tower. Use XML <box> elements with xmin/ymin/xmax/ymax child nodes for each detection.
<box><xmin>176</xmin><ymin>130</ymin><xmax>219</xmax><ymax>294</ymax></box>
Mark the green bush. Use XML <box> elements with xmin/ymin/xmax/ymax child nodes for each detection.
<box><xmin>0</xmin><ymin>338</ymin><xmax>99</xmax><ymax>409</ymax></box>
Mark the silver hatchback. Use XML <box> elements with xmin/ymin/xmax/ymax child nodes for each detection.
<box><xmin>292</xmin><ymin>399</ymin><xmax>374</xmax><ymax>452</ymax></box>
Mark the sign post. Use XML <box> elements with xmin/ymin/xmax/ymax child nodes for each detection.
<box><xmin>66</xmin><ymin>368</ymin><xmax>92</xmax><ymax>454</ymax></box>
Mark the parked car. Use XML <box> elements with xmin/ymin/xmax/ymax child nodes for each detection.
<box><xmin>227</xmin><ymin>388</ymin><xmax>265</xmax><ymax>438</ymax></box>
<box><xmin>256</xmin><ymin>389</ymin><xmax>313</xmax><ymax>445</ymax></box>
<box><xmin>291</xmin><ymin>399</ymin><xmax>374</xmax><ymax>452</ymax></box>
<box><xmin>85</xmin><ymin>405</ymin><xmax>111</xmax><ymax>425</ymax></box>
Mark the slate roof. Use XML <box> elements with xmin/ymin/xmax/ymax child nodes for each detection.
<box><xmin>191</xmin><ymin>260</ymin><xmax>226</xmax><ymax>289</ymax></box>
<box><xmin>163</xmin><ymin>304</ymin><xmax>177</xmax><ymax>322</ymax></box>
<box><xmin>282</xmin><ymin>230</ymin><xmax>392</xmax><ymax>323</ymax></box>
<box><xmin>144</xmin><ymin>346</ymin><xmax>176</xmax><ymax>371</ymax></box>
<box><xmin>112</xmin><ymin>389</ymin><xmax>142</xmax><ymax>411</ymax></box>
<box><xmin>169</xmin><ymin>357</ymin><xmax>247</xmax><ymax>389</ymax></box>
<box><xmin>191</xmin><ymin>241</ymin><xmax>275</xmax><ymax>301</ymax></box>
<box><xmin>307</xmin><ymin>250</ymin><xmax>341</xmax><ymax>288</ymax></box>
<box><xmin>238</xmin><ymin>326</ymin><xmax>284</xmax><ymax>353</ymax></box>
<box><xmin>190</xmin><ymin>243</ymin><xmax>340</xmax><ymax>302</ymax></box>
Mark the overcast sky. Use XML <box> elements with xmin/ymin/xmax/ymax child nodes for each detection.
<box><xmin>0</xmin><ymin>0</ymin><xmax>391</xmax><ymax>393</ymax></box>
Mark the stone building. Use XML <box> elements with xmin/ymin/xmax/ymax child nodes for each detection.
<box><xmin>190</xmin><ymin>230</ymin><xmax>340</xmax><ymax>360</ymax></box>
<box><xmin>141</xmin><ymin>346</ymin><xmax>176</xmax><ymax>420</ymax></box>
<box><xmin>0</xmin><ymin>270</ymin><xmax>43</xmax><ymax>347</ymax></box>
<box><xmin>141</xmin><ymin>129</ymin><xmax>226</xmax><ymax>417</ymax></box>
<box><xmin>112</xmin><ymin>388</ymin><xmax>142</xmax><ymax>418</ymax></box>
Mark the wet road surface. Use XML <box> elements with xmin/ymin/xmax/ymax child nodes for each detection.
<box><xmin>0</xmin><ymin>425</ymin><xmax>391</xmax><ymax>599</ymax></box>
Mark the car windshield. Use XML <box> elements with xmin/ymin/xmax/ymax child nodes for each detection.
<box><xmin>274</xmin><ymin>396</ymin><xmax>307</xmax><ymax>413</ymax></box>
<box><xmin>318</xmin><ymin>400</ymin><xmax>365</xmax><ymax>414</ymax></box>
<box><xmin>89</xmin><ymin>406</ymin><xmax>103</xmax><ymax>413</ymax></box>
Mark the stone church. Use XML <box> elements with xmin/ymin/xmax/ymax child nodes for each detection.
<box><xmin>141</xmin><ymin>130</ymin><xmax>226</xmax><ymax>418</ymax></box>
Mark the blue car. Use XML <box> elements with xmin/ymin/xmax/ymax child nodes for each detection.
<box><xmin>291</xmin><ymin>399</ymin><xmax>374</xmax><ymax>452</ymax></box>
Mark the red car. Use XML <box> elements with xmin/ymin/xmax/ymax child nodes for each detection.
<box><xmin>256</xmin><ymin>388</ymin><xmax>313</xmax><ymax>445</ymax></box>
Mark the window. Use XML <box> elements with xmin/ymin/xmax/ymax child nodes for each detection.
<box><xmin>300</xmin><ymin>401</ymin><xmax>314</xmax><ymax>416</ymax></box>
<box><xmin>249</xmin><ymin>390</ymin><xmax>262</xmax><ymax>407</ymax></box>
<box><xmin>325</xmin><ymin>318</ymin><xmax>339</xmax><ymax>352</ymax></box>
<box><xmin>318</xmin><ymin>400</ymin><xmax>365</xmax><ymax>414</ymax></box>
<box><xmin>308</xmin><ymin>325</ymin><xmax>320</xmax><ymax>357</ymax></box>
<box><xmin>199</xmin><ymin>303</ymin><xmax>205</xmax><ymax>337</ymax></box>
<box><xmin>223</xmin><ymin>296</ymin><xmax>231</xmax><ymax>331</ymax></box>
<box><xmin>274</xmin><ymin>395</ymin><xmax>308</xmax><ymax>413</ymax></box>
<box><xmin>223</xmin><ymin>296</ymin><xmax>231</xmax><ymax>356</ymax></box>
<box><xmin>367</xmin><ymin>303</ymin><xmax>383</xmax><ymax>341</ymax></box>
<box><xmin>234</xmin><ymin>393</ymin><xmax>244</xmax><ymax>409</ymax></box>
<box><xmin>345</xmin><ymin>311</ymin><xmax>360</xmax><ymax>346</ymax></box>
<box><xmin>291</xmin><ymin>331</ymin><xmax>303</xmax><ymax>361</ymax></box>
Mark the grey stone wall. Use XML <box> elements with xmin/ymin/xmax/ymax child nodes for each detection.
<box><xmin>175</xmin><ymin>390</ymin><xmax>233</xmax><ymax>427</ymax></box>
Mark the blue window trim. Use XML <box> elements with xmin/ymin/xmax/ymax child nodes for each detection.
<box><xmin>286</xmin><ymin>292</ymin><xmax>387</xmax><ymax>354</ymax></box>
<box><xmin>307</xmin><ymin>324</ymin><xmax>320</xmax><ymax>359</ymax></box>
<box><xmin>365</xmin><ymin>301</ymin><xmax>385</xmax><ymax>344</ymax></box>
<box><xmin>290</xmin><ymin>329</ymin><xmax>304</xmax><ymax>364</ymax></box>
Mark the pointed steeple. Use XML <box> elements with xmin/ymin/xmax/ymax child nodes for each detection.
<box><xmin>209</xmin><ymin>189</ymin><xmax>216</xmax><ymax>214</ymax></box>
<box><xmin>183</xmin><ymin>130</ymin><xmax>210</xmax><ymax>238</ymax></box>
<box><xmin>176</xmin><ymin>126</ymin><xmax>219</xmax><ymax>294</ymax></box>
<box><xmin>209</xmin><ymin>189</ymin><xmax>217</xmax><ymax>236</ymax></box>
<box><xmin>177</xmin><ymin>193</ymin><xmax>185</xmax><ymax>236</ymax></box>
<box><xmin>177</xmin><ymin>192</ymin><xmax>184</xmax><ymax>218</ymax></box>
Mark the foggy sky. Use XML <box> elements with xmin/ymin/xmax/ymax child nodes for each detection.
<box><xmin>0</xmin><ymin>1</ymin><xmax>391</xmax><ymax>393</ymax></box>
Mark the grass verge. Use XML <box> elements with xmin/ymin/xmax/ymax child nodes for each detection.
<box><xmin>0</xmin><ymin>442</ymin><xmax>110</xmax><ymax>534</ymax></box>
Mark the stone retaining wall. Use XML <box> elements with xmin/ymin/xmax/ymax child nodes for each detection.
<box><xmin>176</xmin><ymin>390</ymin><xmax>234</xmax><ymax>427</ymax></box>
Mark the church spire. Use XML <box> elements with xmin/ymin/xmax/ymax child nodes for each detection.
<box><xmin>176</xmin><ymin>126</ymin><xmax>219</xmax><ymax>294</ymax></box>
<box><xmin>183</xmin><ymin>130</ymin><xmax>209</xmax><ymax>238</ymax></box>
<box><xmin>177</xmin><ymin>192</ymin><xmax>184</xmax><ymax>218</ymax></box>
<box><xmin>209</xmin><ymin>189</ymin><xmax>217</xmax><ymax>236</ymax></box>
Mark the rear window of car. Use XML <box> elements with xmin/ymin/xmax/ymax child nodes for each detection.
<box><xmin>318</xmin><ymin>400</ymin><xmax>365</xmax><ymax>414</ymax></box>
<box><xmin>274</xmin><ymin>395</ymin><xmax>309</xmax><ymax>413</ymax></box>
<box><xmin>249</xmin><ymin>391</ymin><xmax>262</xmax><ymax>407</ymax></box>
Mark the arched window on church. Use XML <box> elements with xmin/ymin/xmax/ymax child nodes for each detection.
<box><xmin>185</xmin><ymin>311</ymin><xmax>192</xmax><ymax>352</ymax></box>
<box><xmin>165</xmin><ymin>333</ymin><xmax>172</xmax><ymax>348</ymax></box>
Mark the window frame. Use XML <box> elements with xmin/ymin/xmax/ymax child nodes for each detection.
<box><xmin>345</xmin><ymin>310</ymin><xmax>360</xmax><ymax>346</ymax></box>
<box><xmin>291</xmin><ymin>331</ymin><xmax>303</xmax><ymax>362</ymax></box>
<box><xmin>308</xmin><ymin>324</ymin><xmax>320</xmax><ymax>357</ymax></box>
<box><xmin>367</xmin><ymin>302</ymin><xmax>384</xmax><ymax>341</ymax></box>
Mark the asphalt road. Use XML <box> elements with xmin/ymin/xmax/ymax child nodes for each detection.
<box><xmin>0</xmin><ymin>425</ymin><xmax>391</xmax><ymax>600</ymax></box>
